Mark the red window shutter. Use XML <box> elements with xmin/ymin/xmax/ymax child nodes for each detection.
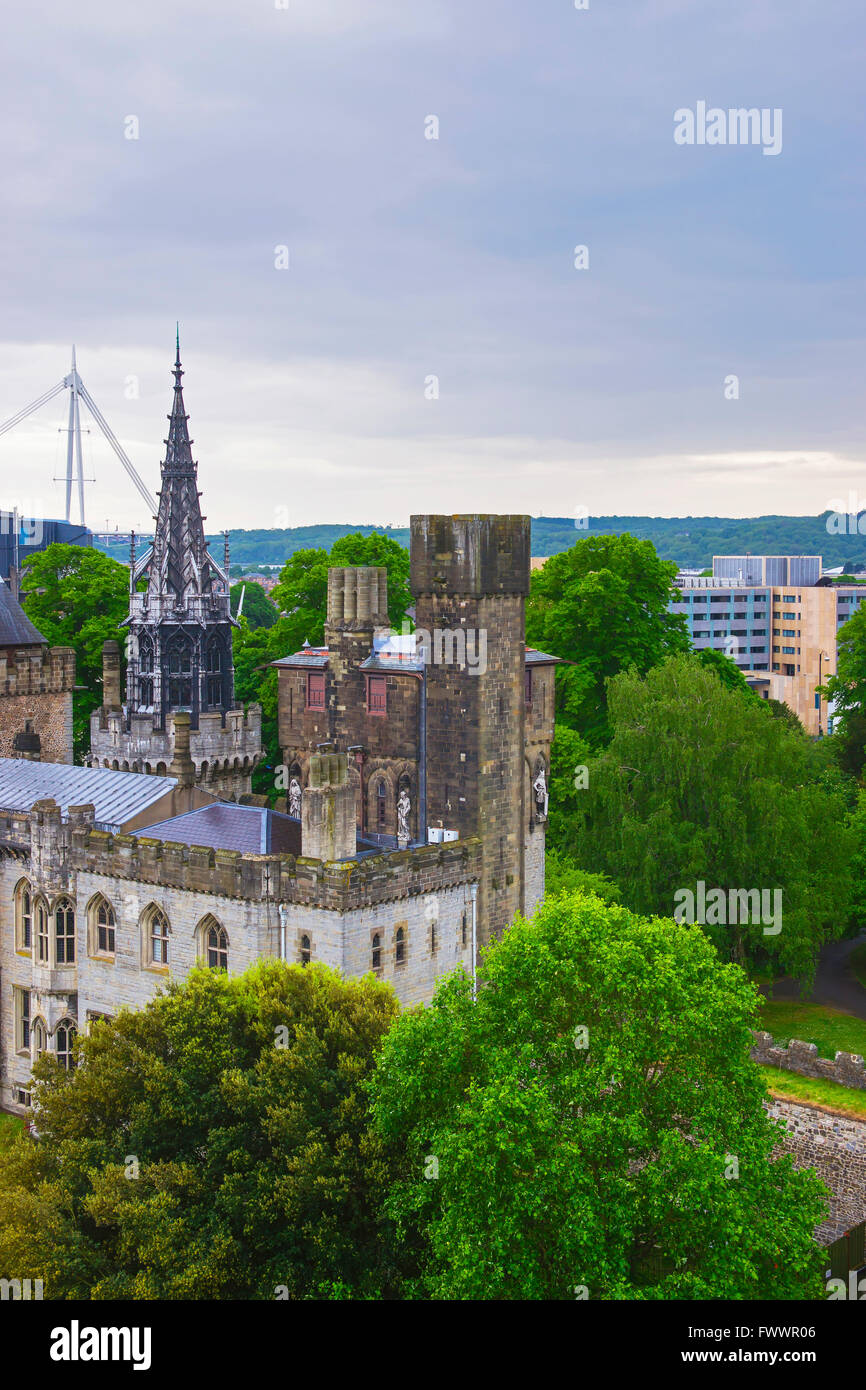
<box><xmin>367</xmin><ymin>676</ymin><xmax>387</xmax><ymax>715</ymax></box>
<box><xmin>307</xmin><ymin>672</ymin><xmax>325</xmax><ymax>710</ymax></box>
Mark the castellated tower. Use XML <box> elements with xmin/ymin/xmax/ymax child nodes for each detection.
<box><xmin>411</xmin><ymin>514</ymin><xmax>531</xmax><ymax>947</ymax></box>
<box><xmin>89</xmin><ymin>337</ymin><xmax>262</xmax><ymax>798</ymax></box>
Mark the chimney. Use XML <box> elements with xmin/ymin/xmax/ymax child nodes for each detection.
<box><xmin>102</xmin><ymin>639</ymin><xmax>122</xmax><ymax>710</ymax></box>
<box><xmin>301</xmin><ymin>751</ymin><xmax>356</xmax><ymax>863</ymax></box>
<box><xmin>169</xmin><ymin>711</ymin><xmax>196</xmax><ymax>789</ymax></box>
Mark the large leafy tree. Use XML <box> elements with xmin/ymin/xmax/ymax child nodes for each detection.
<box><xmin>526</xmin><ymin>534</ymin><xmax>690</xmax><ymax>745</ymax></box>
<box><xmin>824</xmin><ymin>604</ymin><xmax>866</xmax><ymax>779</ymax></box>
<box><xmin>371</xmin><ymin>891</ymin><xmax>828</xmax><ymax>1301</ymax></box>
<box><xmin>567</xmin><ymin>655</ymin><xmax>855</xmax><ymax>980</ymax></box>
<box><xmin>0</xmin><ymin>962</ymin><xmax>413</xmax><ymax>1300</ymax></box>
<box><xmin>20</xmin><ymin>543</ymin><xmax>131</xmax><ymax>758</ymax></box>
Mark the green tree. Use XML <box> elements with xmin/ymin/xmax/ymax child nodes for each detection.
<box><xmin>823</xmin><ymin>605</ymin><xmax>866</xmax><ymax>779</ymax></box>
<box><xmin>567</xmin><ymin>655</ymin><xmax>855</xmax><ymax>981</ymax></box>
<box><xmin>20</xmin><ymin>544</ymin><xmax>131</xmax><ymax>758</ymax></box>
<box><xmin>695</xmin><ymin>646</ymin><xmax>759</xmax><ymax>699</ymax></box>
<box><xmin>371</xmin><ymin>891</ymin><xmax>828</xmax><ymax>1300</ymax></box>
<box><xmin>0</xmin><ymin>962</ymin><xmax>413</xmax><ymax>1300</ymax></box>
<box><xmin>230</xmin><ymin>581</ymin><xmax>278</xmax><ymax>630</ymax></box>
<box><xmin>526</xmin><ymin>534</ymin><xmax>690</xmax><ymax>745</ymax></box>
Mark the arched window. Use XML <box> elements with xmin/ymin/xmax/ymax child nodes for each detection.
<box><xmin>205</xmin><ymin>640</ymin><xmax>223</xmax><ymax>708</ymax></box>
<box><xmin>93</xmin><ymin>897</ymin><xmax>116</xmax><ymax>955</ymax></box>
<box><xmin>205</xmin><ymin>920</ymin><xmax>228</xmax><ymax>971</ymax></box>
<box><xmin>15</xmin><ymin>880</ymin><xmax>32</xmax><ymax>951</ymax></box>
<box><xmin>145</xmin><ymin>906</ymin><xmax>170</xmax><ymax>966</ymax></box>
<box><xmin>299</xmin><ymin>934</ymin><xmax>311</xmax><ymax>966</ymax></box>
<box><xmin>55</xmin><ymin>898</ymin><xmax>75</xmax><ymax>964</ymax></box>
<box><xmin>35</xmin><ymin>898</ymin><xmax>49</xmax><ymax>963</ymax></box>
<box><xmin>55</xmin><ymin>1019</ymin><xmax>77</xmax><ymax>1071</ymax></box>
<box><xmin>371</xmin><ymin>933</ymin><xmax>382</xmax><ymax>972</ymax></box>
<box><xmin>376</xmin><ymin>780</ymin><xmax>387</xmax><ymax>832</ymax></box>
<box><xmin>31</xmin><ymin>1016</ymin><xmax>47</xmax><ymax>1062</ymax></box>
<box><xmin>138</xmin><ymin>634</ymin><xmax>154</xmax><ymax>706</ymax></box>
<box><xmin>395</xmin><ymin>926</ymin><xmax>405</xmax><ymax>966</ymax></box>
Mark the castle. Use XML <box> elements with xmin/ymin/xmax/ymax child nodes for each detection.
<box><xmin>0</xmin><ymin>350</ymin><xmax>557</xmax><ymax>1115</ymax></box>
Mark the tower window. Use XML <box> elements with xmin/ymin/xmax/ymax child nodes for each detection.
<box><xmin>35</xmin><ymin>900</ymin><xmax>49</xmax><ymax>963</ymax></box>
<box><xmin>300</xmin><ymin>933</ymin><xmax>311</xmax><ymax>966</ymax></box>
<box><xmin>367</xmin><ymin>675</ymin><xmax>387</xmax><ymax>716</ymax></box>
<box><xmin>377</xmin><ymin>780</ymin><xmax>387</xmax><ymax>831</ymax></box>
<box><xmin>371</xmin><ymin>933</ymin><xmax>382</xmax><ymax>972</ymax></box>
<box><xmin>56</xmin><ymin>1020</ymin><xmax>77</xmax><ymax>1072</ymax></box>
<box><xmin>16</xmin><ymin>882</ymin><xmax>32</xmax><ymax>951</ymax></box>
<box><xmin>395</xmin><ymin>926</ymin><xmax>405</xmax><ymax>965</ymax></box>
<box><xmin>306</xmin><ymin>672</ymin><xmax>326</xmax><ymax>710</ymax></box>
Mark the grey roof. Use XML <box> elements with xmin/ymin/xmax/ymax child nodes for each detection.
<box><xmin>525</xmin><ymin>647</ymin><xmax>560</xmax><ymax>665</ymax></box>
<box><xmin>135</xmin><ymin>801</ymin><xmax>301</xmax><ymax>855</ymax></box>
<box><xmin>0</xmin><ymin>757</ymin><xmax>177</xmax><ymax>833</ymax></box>
<box><xmin>271</xmin><ymin>648</ymin><xmax>329</xmax><ymax>669</ymax></box>
<box><xmin>0</xmin><ymin>580</ymin><xmax>45</xmax><ymax>647</ymax></box>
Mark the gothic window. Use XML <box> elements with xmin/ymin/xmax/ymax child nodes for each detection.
<box><xmin>56</xmin><ymin>1020</ymin><xmax>77</xmax><ymax>1072</ymax></box>
<box><xmin>299</xmin><ymin>934</ymin><xmax>311</xmax><ymax>966</ymax></box>
<box><xmin>55</xmin><ymin>898</ymin><xmax>76</xmax><ymax>964</ymax></box>
<box><xmin>201</xmin><ymin>917</ymin><xmax>228</xmax><ymax>970</ymax></box>
<box><xmin>32</xmin><ymin>1017</ymin><xmax>47</xmax><ymax>1062</ymax></box>
<box><xmin>15</xmin><ymin>880</ymin><xmax>32</xmax><ymax>951</ymax></box>
<box><xmin>90</xmin><ymin>896</ymin><xmax>116</xmax><ymax>956</ymax></box>
<box><xmin>395</xmin><ymin>926</ymin><xmax>405</xmax><ymax>966</ymax></box>
<box><xmin>376</xmin><ymin>779</ymin><xmax>387</xmax><ymax>832</ymax></box>
<box><xmin>166</xmin><ymin>640</ymin><xmax>193</xmax><ymax>707</ymax></box>
<box><xmin>306</xmin><ymin>671</ymin><xmax>325</xmax><ymax>711</ymax></box>
<box><xmin>35</xmin><ymin>898</ymin><xmax>49</xmax><ymax>963</ymax></box>
<box><xmin>15</xmin><ymin>988</ymin><xmax>30</xmax><ymax>1053</ymax></box>
<box><xmin>139</xmin><ymin>635</ymin><xmax>155</xmax><ymax>706</ymax></box>
<box><xmin>205</xmin><ymin>641</ymin><xmax>223</xmax><ymax>708</ymax></box>
<box><xmin>145</xmin><ymin>906</ymin><xmax>171</xmax><ymax>966</ymax></box>
<box><xmin>371</xmin><ymin>933</ymin><xmax>382</xmax><ymax>972</ymax></box>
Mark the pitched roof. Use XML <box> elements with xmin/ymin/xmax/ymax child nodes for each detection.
<box><xmin>0</xmin><ymin>757</ymin><xmax>177</xmax><ymax>832</ymax></box>
<box><xmin>0</xmin><ymin>580</ymin><xmax>45</xmax><ymax>647</ymax></box>
<box><xmin>134</xmin><ymin>801</ymin><xmax>301</xmax><ymax>855</ymax></box>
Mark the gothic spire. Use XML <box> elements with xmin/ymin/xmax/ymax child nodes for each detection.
<box><xmin>148</xmin><ymin>334</ymin><xmax>212</xmax><ymax>601</ymax></box>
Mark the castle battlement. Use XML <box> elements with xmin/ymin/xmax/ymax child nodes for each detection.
<box><xmin>0</xmin><ymin>645</ymin><xmax>76</xmax><ymax>697</ymax></box>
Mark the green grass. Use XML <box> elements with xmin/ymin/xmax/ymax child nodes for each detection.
<box><xmin>757</xmin><ymin>1000</ymin><xmax>866</xmax><ymax>1060</ymax></box>
<box><xmin>758</xmin><ymin>1066</ymin><xmax>866</xmax><ymax>1120</ymax></box>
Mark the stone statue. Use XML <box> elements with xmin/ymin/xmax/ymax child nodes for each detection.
<box><xmin>288</xmin><ymin>777</ymin><xmax>302</xmax><ymax>819</ymax></box>
<box><xmin>532</xmin><ymin>764</ymin><xmax>548</xmax><ymax>822</ymax></box>
<box><xmin>397</xmin><ymin>788</ymin><xmax>411</xmax><ymax>843</ymax></box>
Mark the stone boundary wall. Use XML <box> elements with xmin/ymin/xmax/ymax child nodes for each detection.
<box><xmin>0</xmin><ymin>803</ymin><xmax>480</xmax><ymax>913</ymax></box>
<box><xmin>766</xmin><ymin>1098</ymin><xmax>866</xmax><ymax>1243</ymax></box>
<box><xmin>751</xmin><ymin>1030</ymin><xmax>866</xmax><ymax>1091</ymax></box>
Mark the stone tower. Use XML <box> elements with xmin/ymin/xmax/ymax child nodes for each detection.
<box><xmin>411</xmin><ymin>514</ymin><xmax>531</xmax><ymax>947</ymax></box>
<box><xmin>89</xmin><ymin>335</ymin><xmax>262</xmax><ymax>797</ymax></box>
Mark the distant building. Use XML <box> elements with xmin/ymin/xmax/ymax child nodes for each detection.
<box><xmin>0</xmin><ymin>515</ymin><xmax>92</xmax><ymax>585</ymax></box>
<box><xmin>671</xmin><ymin>554</ymin><xmax>866</xmax><ymax>735</ymax></box>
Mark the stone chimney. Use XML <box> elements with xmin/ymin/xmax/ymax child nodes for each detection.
<box><xmin>301</xmin><ymin>751</ymin><xmax>356</xmax><ymax>863</ymax></box>
<box><xmin>102</xmin><ymin>639</ymin><xmax>122</xmax><ymax>710</ymax></box>
<box><xmin>169</xmin><ymin>711</ymin><xmax>196</xmax><ymax>789</ymax></box>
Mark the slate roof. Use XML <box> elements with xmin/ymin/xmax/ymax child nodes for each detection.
<box><xmin>0</xmin><ymin>580</ymin><xmax>45</xmax><ymax>647</ymax></box>
<box><xmin>271</xmin><ymin>647</ymin><xmax>329</xmax><ymax>669</ymax></box>
<box><xmin>0</xmin><ymin>757</ymin><xmax>177</xmax><ymax>833</ymax></box>
<box><xmin>525</xmin><ymin>646</ymin><xmax>560</xmax><ymax>665</ymax></box>
<box><xmin>134</xmin><ymin>801</ymin><xmax>301</xmax><ymax>855</ymax></box>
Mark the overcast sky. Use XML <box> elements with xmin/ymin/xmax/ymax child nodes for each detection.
<box><xmin>1</xmin><ymin>0</ymin><xmax>864</xmax><ymax>532</ymax></box>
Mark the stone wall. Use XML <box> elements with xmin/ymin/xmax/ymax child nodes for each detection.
<box><xmin>752</xmin><ymin>1031</ymin><xmax>866</xmax><ymax>1091</ymax></box>
<box><xmin>767</xmin><ymin>1098</ymin><xmax>866</xmax><ymax>1243</ymax></box>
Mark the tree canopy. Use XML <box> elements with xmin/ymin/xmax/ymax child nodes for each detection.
<box><xmin>230</xmin><ymin>581</ymin><xmax>278</xmax><ymax>629</ymax></box>
<box><xmin>564</xmin><ymin>655</ymin><xmax>855</xmax><ymax>980</ymax></box>
<box><xmin>0</xmin><ymin>962</ymin><xmax>411</xmax><ymax>1300</ymax></box>
<box><xmin>370</xmin><ymin>891</ymin><xmax>828</xmax><ymax>1300</ymax></box>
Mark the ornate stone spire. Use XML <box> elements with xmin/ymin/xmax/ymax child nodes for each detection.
<box><xmin>148</xmin><ymin>332</ymin><xmax>212</xmax><ymax>601</ymax></box>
